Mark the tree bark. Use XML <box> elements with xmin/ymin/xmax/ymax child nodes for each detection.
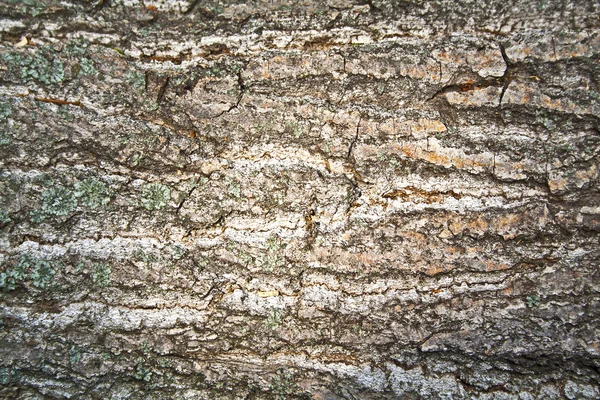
<box><xmin>1</xmin><ymin>0</ymin><xmax>599</xmax><ymax>398</ymax></box>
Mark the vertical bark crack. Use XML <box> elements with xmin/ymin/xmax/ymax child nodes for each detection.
<box><xmin>497</xmin><ymin>42</ymin><xmax>512</xmax><ymax>109</ymax></box>
<box><xmin>346</xmin><ymin>114</ymin><xmax>362</xmax><ymax>161</ymax></box>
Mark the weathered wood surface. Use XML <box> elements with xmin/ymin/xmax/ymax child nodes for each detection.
<box><xmin>0</xmin><ymin>0</ymin><xmax>599</xmax><ymax>398</ymax></box>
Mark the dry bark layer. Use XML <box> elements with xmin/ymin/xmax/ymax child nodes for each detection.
<box><xmin>0</xmin><ymin>0</ymin><xmax>599</xmax><ymax>398</ymax></box>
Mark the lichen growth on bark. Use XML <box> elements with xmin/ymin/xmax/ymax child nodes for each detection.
<box><xmin>0</xmin><ymin>0</ymin><xmax>599</xmax><ymax>398</ymax></box>
<box><xmin>141</xmin><ymin>183</ymin><xmax>171</xmax><ymax>210</ymax></box>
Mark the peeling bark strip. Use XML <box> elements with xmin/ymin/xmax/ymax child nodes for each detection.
<box><xmin>0</xmin><ymin>0</ymin><xmax>600</xmax><ymax>399</ymax></box>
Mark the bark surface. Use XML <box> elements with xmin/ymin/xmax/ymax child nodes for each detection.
<box><xmin>0</xmin><ymin>0</ymin><xmax>600</xmax><ymax>398</ymax></box>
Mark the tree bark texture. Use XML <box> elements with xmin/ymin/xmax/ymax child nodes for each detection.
<box><xmin>0</xmin><ymin>0</ymin><xmax>600</xmax><ymax>398</ymax></box>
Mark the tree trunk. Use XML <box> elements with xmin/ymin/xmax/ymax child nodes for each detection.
<box><xmin>1</xmin><ymin>0</ymin><xmax>599</xmax><ymax>398</ymax></box>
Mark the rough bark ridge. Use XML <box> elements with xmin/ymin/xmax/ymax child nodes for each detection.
<box><xmin>1</xmin><ymin>0</ymin><xmax>600</xmax><ymax>398</ymax></box>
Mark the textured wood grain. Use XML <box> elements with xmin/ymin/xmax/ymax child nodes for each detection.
<box><xmin>0</xmin><ymin>0</ymin><xmax>599</xmax><ymax>398</ymax></box>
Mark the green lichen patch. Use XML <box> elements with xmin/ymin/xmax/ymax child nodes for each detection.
<box><xmin>0</xmin><ymin>254</ymin><xmax>57</xmax><ymax>291</ymax></box>
<box><xmin>64</xmin><ymin>38</ymin><xmax>89</xmax><ymax>56</ymax></box>
<box><xmin>0</xmin><ymin>259</ymin><xmax>27</xmax><ymax>291</ymax></box>
<box><xmin>29</xmin><ymin>209</ymin><xmax>46</xmax><ymax>223</ymax></box>
<box><xmin>126</xmin><ymin>71</ymin><xmax>146</xmax><ymax>93</ymax></box>
<box><xmin>168</xmin><ymin>244</ymin><xmax>186</xmax><ymax>260</ymax></box>
<box><xmin>134</xmin><ymin>357</ymin><xmax>153</xmax><ymax>382</ymax></box>
<box><xmin>58</xmin><ymin>106</ymin><xmax>75</xmax><ymax>122</ymax></box>
<box><xmin>78</xmin><ymin>57</ymin><xmax>98</xmax><ymax>76</ymax></box>
<box><xmin>133</xmin><ymin>248</ymin><xmax>159</xmax><ymax>265</ymax></box>
<box><xmin>91</xmin><ymin>263</ymin><xmax>111</xmax><ymax>287</ymax></box>
<box><xmin>284</xmin><ymin>120</ymin><xmax>303</xmax><ymax>139</ymax></box>
<box><xmin>0</xmin><ymin>100</ymin><xmax>11</xmax><ymax>121</ymax></box>
<box><xmin>0</xmin><ymin>210</ymin><xmax>10</xmax><ymax>224</ymax></box>
<box><xmin>75</xmin><ymin>178</ymin><xmax>111</xmax><ymax>209</ymax></box>
<box><xmin>270</xmin><ymin>369</ymin><xmax>301</xmax><ymax>400</ymax></box>
<box><xmin>0</xmin><ymin>367</ymin><xmax>20</xmax><ymax>386</ymax></box>
<box><xmin>141</xmin><ymin>183</ymin><xmax>170</xmax><ymax>211</ymax></box>
<box><xmin>256</xmin><ymin>235</ymin><xmax>286</xmax><ymax>272</ymax></box>
<box><xmin>225</xmin><ymin>176</ymin><xmax>241</xmax><ymax>198</ymax></box>
<box><xmin>264</xmin><ymin>308</ymin><xmax>283</xmax><ymax>330</ymax></box>
<box><xmin>24</xmin><ymin>0</ymin><xmax>47</xmax><ymax>16</ymax></box>
<box><xmin>69</xmin><ymin>344</ymin><xmax>81</xmax><ymax>366</ymax></box>
<box><xmin>526</xmin><ymin>295</ymin><xmax>541</xmax><ymax>308</ymax></box>
<box><xmin>29</xmin><ymin>258</ymin><xmax>56</xmax><ymax>289</ymax></box>
<box><xmin>2</xmin><ymin>48</ymin><xmax>65</xmax><ymax>85</ymax></box>
<box><xmin>256</xmin><ymin>251</ymin><xmax>285</xmax><ymax>272</ymax></box>
<box><xmin>4</xmin><ymin>0</ymin><xmax>48</xmax><ymax>16</ymax></box>
<box><xmin>41</xmin><ymin>186</ymin><xmax>77</xmax><ymax>216</ymax></box>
